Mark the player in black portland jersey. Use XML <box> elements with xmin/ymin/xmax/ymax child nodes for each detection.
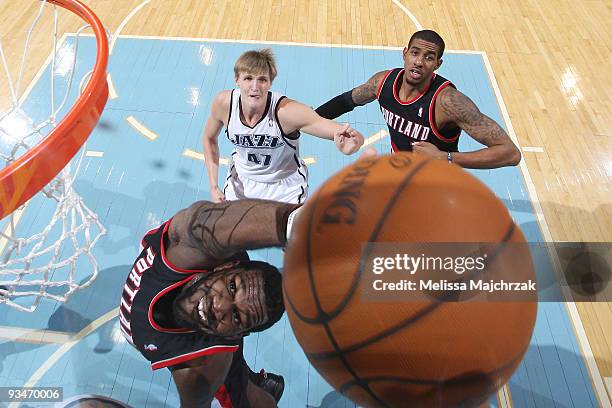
<box><xmin>375</xmin><ymin>68</ymin><xmax>460</xmax><ymax>152</ymax></box>
<box><xmin>316</xmin><ymin>29</ymin><xmax>521</xmax><ymax>169</ymax></box>
<box><xmin>120</xmin><ymin>199</ymin><xmax>302</xmax><ymax>407</ymax></box>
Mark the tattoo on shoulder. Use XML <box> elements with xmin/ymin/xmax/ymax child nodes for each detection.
<box><xmin>438</xmin><ymin>88</ymin><xmax>509</xmax><ymax>144</ymax></box>
<box><xmin>438</xmin><ymin>88</ymin><xmax>481</xmax><ymax>125</ymax></box>
<box><xmin>352</xmin><ymin>71</ymin><xmax>387</xmax><ymax>105</ymax></box>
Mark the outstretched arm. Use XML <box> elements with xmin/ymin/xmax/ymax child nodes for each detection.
<box><xmin>166</xmin><ymin>200</ymin><xmax>300</xmax><ymax>269</ymax></box>
<box><xmin>277</xmin><ymin>99</ymin><xmax>364</xmax><ymax>154</ymax></box>
<box><xmin>315</xmin><ymin>70</ymin><xmax>388</xmax><ymax>119</ymax></box>
<box><xmin>202</xmin><ymin>91</ymin><xmax>231</xmax><ymax>202</ymax></box>
<box><xmin>424</xmin><ymin>87</ymin><xmax>521</xmax><ymax>169</ymax></box>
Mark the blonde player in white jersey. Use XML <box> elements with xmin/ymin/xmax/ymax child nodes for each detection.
<box><xmin>202</xmin><ymin>49</ymin><xmax>365</xmax><ymax>204</ymax></box>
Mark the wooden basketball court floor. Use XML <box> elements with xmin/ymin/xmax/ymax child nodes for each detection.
<box><xmin>0</xmin><ymin>1</ymin><xmax>610</xmax><ymax>407</ymax></box>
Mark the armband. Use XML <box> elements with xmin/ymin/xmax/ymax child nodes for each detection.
<box><xmin>315</xmin><ymin>90</ymin><xmax>358</xmax><ymax>119</ymax></box>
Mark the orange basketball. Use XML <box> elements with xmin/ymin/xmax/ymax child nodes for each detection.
<box><xmin>283</xmin><ymin>153</ymin><xmax>537</xmax><ymax>408</ymax></box>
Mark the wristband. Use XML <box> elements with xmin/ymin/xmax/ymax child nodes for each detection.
<box><xmin>286</xmin><ymin>206</ymin><xmax>302</xmax><ymax>241</ymax></box>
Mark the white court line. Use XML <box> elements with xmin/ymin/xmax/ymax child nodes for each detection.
<box><xmin>2</xmin><ymin>4</ymin><xmax>132</xmax><ymax>399</ymax></box>
<box><xmin>497</xmin><ymin>383</ymin><xmax>512</xmax><ymax>408</ymax></box>
<box><xmin>126</xmin><ymin>115</ymin><xmax>158</xmax><ymax>141</ymax></box>
<box><xmin>605</xmin><ymin>377</ymin><xmax>612</xmax><ymax>403</ymax></box>
<box><xmin>183</xmin><ymin>148</ymin><xmax>229</xmax><ymax>165</ymax></box>
<box><xmin>183</xmin><ymin>148</ymin><xmax>315</xmax><ymax>166</ymax></box>
<box><xmin>23</xmin><ymin>32</ymin><xmax>605</xmax><ymax>407</ymax></box>
<box><xmin>106</xmin><ymin>0</ymin><xmax>153</xmax><ymax>147</ymax></box>
<box><xmin>9</xmin><ymin>309</ymin><xmax>119</xmax><ymax>408</ymax></box>
<box><xmin>481</xmin><ymin>51</ymin><xmax>611</xmax><ymax>408</ymax></box>
<box><xmin>363</xmin><ymin>129</ymin><xmax>388</xmax><ymax>147</ymax></box>
<box><xmin>391</xmin><ymin>0</ymin><xmax>423</xmax><ymax>31</ymax></box>
<box><xmin>79</xmin><ymin>71</ymin><xmax>116</xmax><ymax>100</ymax></box>
<box><xmin>184</xmin><ymin>128</ymin><xmax>385</xmax><ymax>165</ymax></box>
<box><xmin>85</xmin><ymin>150</ymin><xmax>104</xmax><ymax>157</ymax></box>
<box><xmin>16</xmin><ymin>33</ymin><xmax>69</xmax><ymax>106</ymax></box>
<box><xmin>0</xmin><ymin>33</ymin><xmax>70</xmax><ymax>257</ymax></box>
<box><xmin>522</xmin><ymin>146</ymin><xmax>545</xmax><ymax>153</ymax></box>
<box><xmin>105</xmin><ymin>34</ymin><xmax>502</xmax><ymax>408</ymax></box>
<box><xmin>106</xmin><ymin>0</ymin><xmax>152</xmax><ymax>101</ymax></box>
<box><xmin>109</xmin><ymin>0</ymin><xmax>152</xmax><ymax>55</ymax></box>
<box><xmin>182</xmin><ymin>148</ymin><xmax>206</xmax><ymax>161</ymax></box>
<box><xmin>107</xmin><ymin>73</ymin><xmax>118</xmax><ymax>99</ymax></box>
<box><xmin>0</xmin><ymin>326</ymin><xmax>73</xmax><ymax>344</ymax></box>
<box><xmin>77</xmin><ymin>32</ymin><xmax>479</xmax><ymax>54</ymax></box>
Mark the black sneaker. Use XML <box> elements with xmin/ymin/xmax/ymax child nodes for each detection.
<box><xmin>249</xmin><ymin>369</ymin><xmax>285</xmax><ymax>403</ymax></box>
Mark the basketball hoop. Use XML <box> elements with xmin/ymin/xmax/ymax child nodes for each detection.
<box><xmin>0</xmin><ymin>0</ymin><xmax>108</xmax><ymax>218</ymax></box>
<box><xmin>0</xmin><ymin>0</ymin><xmax>109</xmax><ymax>311</ymax></box>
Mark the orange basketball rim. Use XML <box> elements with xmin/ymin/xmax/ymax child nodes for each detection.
<box><xmin>0</xmin><ymin>0</ymin><xmax>109</xmax><ymax>220</ymax></box>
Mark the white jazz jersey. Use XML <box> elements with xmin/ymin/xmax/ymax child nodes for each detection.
<box><xmin>226</xmin><ymin>89</ymin><xmax>303</xmax><ymax>182</ymax></box>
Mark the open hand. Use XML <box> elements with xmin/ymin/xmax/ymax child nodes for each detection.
<box><xmin>334</xmin><ymin>123</ymin><xmax>364</xmax><ymax>155</ymax></box>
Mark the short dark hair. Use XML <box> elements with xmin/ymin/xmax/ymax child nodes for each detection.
<box><xmin>248</xmin><ymin>261</ymin><xmax>284</xmax><ymax>333</ymax></box>
<box><xmin>408</xmin><ymin>29</ymin><xmax>445</xmax><ymax>58</ymax></box>
<box><xmin>172</xmin><ymin>261</ymin><xmax>285</xmax><ymax>335</ymax></box>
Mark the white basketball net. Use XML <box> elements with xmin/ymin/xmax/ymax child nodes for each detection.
<box><xmin>0</xmin><ymin>1</ymin><xmax>106</xmax><ymax>312</ymax></box>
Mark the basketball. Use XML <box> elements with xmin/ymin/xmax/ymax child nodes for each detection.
<box><xmin>283</xmin><ymin>153</ymin><xmax>537</xmax><ymax>408</ymax></box>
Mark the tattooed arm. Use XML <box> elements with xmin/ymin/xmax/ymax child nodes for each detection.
<box><xmin>315</xmin><ymin>70</ymin><xmax>388</xmax><ymax>119</ymax></box>
<box><xmin>350</xmin><ymin>70</ymin><xmax>389</xmax><ymax>105</ymax></box>
<box><xmin>165</xmin><ymin>200</ymin><xmax>300</xmax><ymax>269</ymax></box>
<box><xmin>433</xmin><ymin>87</ymin><xmax>521</xmax><ymax>169</ymax></box>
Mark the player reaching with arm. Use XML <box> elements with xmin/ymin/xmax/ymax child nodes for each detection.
<box><xmin>120</xmin><ymin>199</ymin><xmax>302</xmax><ymax>407</ymax></box>
<box><xmin>315</xmin><ymin>30</ymin><xmax>520</xmax><ymax>169</ymax></box>
<box><xmin>202</xmin><ymin>49</ymin><xmax>364</xmax><ymax>204</ymax></box>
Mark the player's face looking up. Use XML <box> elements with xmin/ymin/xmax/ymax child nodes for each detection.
<box><xmin>174</xmin><ymin>264</ymin><xmax>269</xmax><ymax>337</ymax></box>
<box><xmin>402</xmin><ymin>38</ymin><xmax>442</xmax><ymax>86</ymax></box>
<box><xmin>236</xmin><ymin>71</ymin><xmax>272</xmax><ymax>104</ymax></box>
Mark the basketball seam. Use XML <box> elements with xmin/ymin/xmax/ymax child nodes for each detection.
<box><xmin>284</xmin><ymin>156</ymin><xmax>526</xmax><ymax>407</ymax></box>
<box><xmin>303</xmin><ymin>157</ymin><xmax>435</xmax><ymax>408</ymax></box>
<box><xmin>307</xmin><ymin>221</ymin><xmax>518</xmax><ymax>361</ymax></box>
<box><xmin>286</xmin><ymin>157</ymin><xmax>434</xmax><ymax>325</ymax></box>
<box><xmin>337</xmin><ymin>336</ymin><xmax>528</xmax><ymax>391</ymax></box>
<box><xmin>325</xmin><ymin>157</ymin><xmax>435</xmax><ymax>320</ymax></box>
<box><xmin>332</xmin><ymin>221</ymin><xmax>523</xmax><ymax>405</ymax></box>
<box><xmin>282</xmin><ymin>185</ymin><xmax>327</xmax><ymax>323</ymax></box>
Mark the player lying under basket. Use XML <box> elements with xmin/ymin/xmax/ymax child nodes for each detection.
<box><xmin>119</xmin><ymin>199</ymin><xmax>301</xmax><ymax>408</ymax></box>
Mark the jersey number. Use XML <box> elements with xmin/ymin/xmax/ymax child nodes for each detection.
<box><xmin>248</xmin><ymin>153</ymin><xmax>272</xmax><ymax>166</ymax></box>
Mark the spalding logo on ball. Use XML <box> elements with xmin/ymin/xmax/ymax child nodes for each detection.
<box><xmin>283</xmin><ymin>153</ymin><xmax>537</xmax><ymax>408</ymax></box>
